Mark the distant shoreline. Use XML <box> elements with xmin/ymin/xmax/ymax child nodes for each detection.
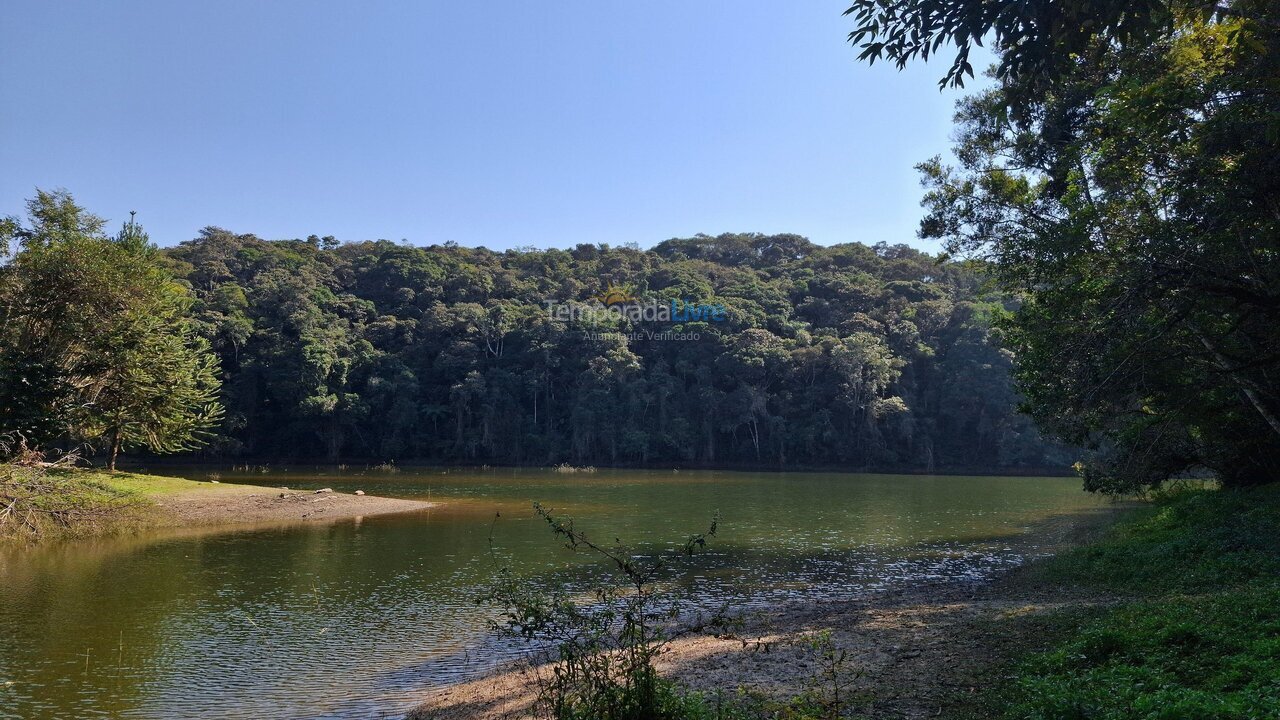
<box><xmin>120</xmin><ymin>458</ymin><xmax>1080</xmax><ymax>478</ymax></box>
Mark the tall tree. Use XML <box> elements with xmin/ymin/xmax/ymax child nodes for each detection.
<box><xmin>863</xmin><ymin>2</ymin><xmax>1280</xmax><ymax>488</ymax></box>
<box><xmin>0</xmin><ymin>191</ymin><xmax>223</xmax><ymax>469</ymax></box>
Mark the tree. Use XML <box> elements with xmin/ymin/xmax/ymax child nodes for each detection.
<box><xmin>0</xmin><ymin>191</ymin><xmax>223</xmax><ymax>469</ymax></box>
<box><xmin>842</xmin><ymin>0</ymin><xmax>1255</xmax><ymax>93</ymax></box>
<box><xmin>903</xmin><ymin>8</ymin><xmax>1280</xmax><ymax>488</ymax></box>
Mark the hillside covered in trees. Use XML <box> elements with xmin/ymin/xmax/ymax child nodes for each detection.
<box><xmin>161</xmin><ymin>229</ymin><xmax>1068</xmax><ymax>470</ymax></box>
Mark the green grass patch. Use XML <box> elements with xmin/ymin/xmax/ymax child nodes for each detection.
<box><xmin>1</xmin><ymin>465</ymin><xmax>228</xmax><ymax>542</ymax></box>
<box><xmin>1001</xmin><ymin>587</ymin><xmax>1280</xmax><ymax>719</ymax></box>
<box><xmin>1031</xmin><ymin>484</ymin><xmax>1280</xmax><ymax>594</ymax></box>
<box><xmin>81</xmin><ymin>469</ymin><xmax>219</xmax><ymax>496</ymax></box>
<box><xmin>973</xmin><ymin>484</ymin><xmax>1280</xmax><ymax>720</ymax></box>
<box><xmin>2</xmin><ymin>465</ymin><xmax>141</xmax><ymax>541</ymax></box>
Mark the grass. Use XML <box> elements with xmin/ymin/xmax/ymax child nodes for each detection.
<box><xmin>2</xmin><ymin>464</ymin><xmax>141</xmax><ymax>540</ymax></box>
<box><xmin>86</xmin><ymin>469</ymin><xmax>225</xmax><ymax>496</ymax></box>
<box><xmin>0</xmin><ymin>465</ymin><xmax>245</xmax><ymax>542</ymax></box>
<box><xmin>1030</xmin><ymin>483</ymin><xmax>1280</xmax><ymax>594</ymax></box>
<box><xmin>965</xmin><ymin>484</ymin><xmax>1280</xmax><ymax>720</ymax></box>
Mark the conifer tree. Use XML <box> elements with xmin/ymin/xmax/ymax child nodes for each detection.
<box><xmin>0</xmin><ymin>191</ymin><xmax>223</xmax><ymax>469</ymax></box>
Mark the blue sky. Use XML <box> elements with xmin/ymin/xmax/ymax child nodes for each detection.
<box><xmin>1</xmin><ymin>1</ymin><xmax>986</xmax><ymax>251</ymax></box>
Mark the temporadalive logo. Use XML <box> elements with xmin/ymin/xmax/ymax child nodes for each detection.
<box><xmin>544</xmin><ymin>282</ymin><xmax>726</xmax><ymax>326</ymax></box>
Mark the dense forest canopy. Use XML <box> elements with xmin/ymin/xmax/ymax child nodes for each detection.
<box><xmin>156</xmin><ymin>228</ymin><xmax>1069</xmax><ymax>469</ymax></box>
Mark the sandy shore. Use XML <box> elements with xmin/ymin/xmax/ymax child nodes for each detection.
<box><xmin>149</xmin><ymin>481</ymin><xmax>434</xmax><ymax>527</ymax></box>
<box><xmin>410</xmin><ymin>506</ymin><xmax>1128</xmax><ymax>720</ymax></box>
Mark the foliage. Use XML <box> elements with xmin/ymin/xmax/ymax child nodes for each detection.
<box><xmin>843</xmin><ymin>0</ymin><xmax>1250</xmax><ymax>93</ymax></box>
<box><xmin>0</xmin><ymin>191</ymin><xmax>223</xmax><ymax>469</ymax></box>
<box><xmin>1001</xmin><ymin>588</ymin><xmax>1280</xmax><ymax>719</ymax></box>
<box><xmin>158</xmin><ymin>228</ymin><xmax>1067</xmax><ymax>470</ymax></box>
<box><xmin>798</xmin><ymin>630</ymin><xmax>862</xmax><ymax>719</ymax></box>
<box><xmin>972</xmin><ymin>485</ymin><xmax>1280</xmax><ymax>719</ymax></box>
<box><xmin>1</xmin><ymin>194</ymin><xmax>1071</xmax><ymax>472</ymax></box>
<box><xmin>903</xmin><ymin>4</ymin><xmax>1280</xmax><ymax>489</ymax></box>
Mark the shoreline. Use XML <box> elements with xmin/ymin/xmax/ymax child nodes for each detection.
<box><xmin>1</xmin><ymin>468</ymin><xmax>435</xmax><ymax>543</ymax></box>
<box><xmin>410</xmin><ymin>505</ymin><xmax>1131</xmax><ymax>720</ymax></box>
<box><xmin>148</xmin><ymin>479</ymin><xmax>435</xmax><ymax>528</ymax></box>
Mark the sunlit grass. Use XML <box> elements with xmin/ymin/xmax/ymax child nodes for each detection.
<box><xmin>1</xmin><ymin>466</ymin><xmax>255</xmax><ymax>542</ymax></box>
<box><xmin>78</xmin><ymin>469</ymin><xmax>217</xmax><ymax>496</ymax></box>
<box><xmin>969</xmin><ymin>484</ymin><xmax>1280</xmax><ymax>719</ymax></box>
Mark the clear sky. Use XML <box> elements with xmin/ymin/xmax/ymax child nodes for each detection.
<box><xmin>1</xmin><ymin>1</ymin><xmax>986</xmax><ymax>251</ymax></box>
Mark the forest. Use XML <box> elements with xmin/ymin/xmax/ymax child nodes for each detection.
<box><xmin>0</xmin><ymin>197</ymin><xmax>1066</xmax><ymax>471</ymax></box>
<box><xmin>3</xmin><ymin>0</ymin><xmax>1280</xmax><ymax>718</ymax></box>
<box><xmin>155</xmin><ymin>227</ymin><xmax>1064</xmax><ymax>469</ymax></box>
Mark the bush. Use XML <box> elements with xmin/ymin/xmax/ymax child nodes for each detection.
<box><xmin>482</xmin><ymin>503</ymin><xmax>727</xmax><ymax>720</ymax></box>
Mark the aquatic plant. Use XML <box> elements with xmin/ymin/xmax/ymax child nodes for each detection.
<box><xmin>553</xmin><ymin>464</ymin><xmax>597</xmax><ymax>474</ymax></box>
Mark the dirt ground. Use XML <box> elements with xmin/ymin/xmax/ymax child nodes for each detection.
<box><xmin>152</xmin><ymin>483</ymin><xmax>433</xmax><ymax>527</ymax></box>
<box><xmin>410</xmin><ymin>506</ymin><xmax>1129</xmax><ymax>720</ymax></box>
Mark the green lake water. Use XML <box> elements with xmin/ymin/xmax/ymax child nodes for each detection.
<box><xmin>0</xmin><ymin>467</ymin><xmax>1110</xmax><ymax>719</ymax></box>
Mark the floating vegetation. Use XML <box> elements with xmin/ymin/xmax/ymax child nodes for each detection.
<box><xmin>553</xmin><ymin>463</ymin><xmax>597</xmax><ymax>474</ymax></box>
<box><xmin>232</xmin><ymin>464</ymin><xmax>271</xmax><ymax>474</ymax></box>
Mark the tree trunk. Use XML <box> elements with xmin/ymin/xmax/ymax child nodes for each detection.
<box><xmin>109</xmin><ymin>427</ymin><xmax>122</xmax><ymax>472</ymax></box>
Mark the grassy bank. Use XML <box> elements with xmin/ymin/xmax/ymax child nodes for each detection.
<box><xmin>963</xmin><ymin>484</ymin><xmax>1280</xmax><ymax>719</ymax></box>
<box><xmin>0</xmin><ymin>464</ymin><xmax>184</xmax><ymax>541</ymax></box>
<box><xmin>2</xmin><ymin>464</ymin><xmax>433</xmax><ymax>543</ymax></box>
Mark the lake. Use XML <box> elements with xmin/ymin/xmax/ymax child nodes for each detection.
<box><xmin>0</xmin><ymin>467</ymin><xmax>1109</xmax><ymax>719</ymax></box>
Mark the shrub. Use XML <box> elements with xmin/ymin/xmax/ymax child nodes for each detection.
<box><xmin>482</xmin><ymin>503</ymin><xmax>725</xmax><ymax>720</ymax></box>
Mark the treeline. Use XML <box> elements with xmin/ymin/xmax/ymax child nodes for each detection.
<box><xmin>159</xmin><ymin>228</ymin><xmax>1068</xmax><ymax>470</ymax></box>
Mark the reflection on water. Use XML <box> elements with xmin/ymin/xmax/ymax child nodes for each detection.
<box><xmin>0</xmin><ymin>467</ymin><xmax>1105</xmax><ymax>719</ymax></box>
